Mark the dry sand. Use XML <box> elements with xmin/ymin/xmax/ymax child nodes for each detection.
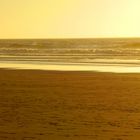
<box><xmin>0</xmin><ymin>69</ymin><xmax>140</xmax><ymax>140</ymax></box>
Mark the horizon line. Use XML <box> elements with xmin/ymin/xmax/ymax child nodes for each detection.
<box><xmin>0</xmin><ymin>37</ymin><xmax>140</xmax><ymax>40</ymax></box>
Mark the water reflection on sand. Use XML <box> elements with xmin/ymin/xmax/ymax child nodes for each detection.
<box><xmin>0</xmin><ymin>61</ymin><xmax>140</xmax><ymax>73</ymax></box>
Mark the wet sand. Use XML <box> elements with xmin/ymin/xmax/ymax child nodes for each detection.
<box><xmin>0</xmin><ymin>69</ymin><xmax>140</xmax><ymax>140</ymax></box>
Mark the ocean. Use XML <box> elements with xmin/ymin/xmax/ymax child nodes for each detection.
<box><xmin>0</xmin><ymin>38</ymin><xmax>140</xmax><ymax>72</ymax></box>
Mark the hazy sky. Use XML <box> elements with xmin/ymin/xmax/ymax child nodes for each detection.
<box><xmin>0</xmin><ymin>0</ymin><xmax>140</xmax><ymax>38</ymax></box>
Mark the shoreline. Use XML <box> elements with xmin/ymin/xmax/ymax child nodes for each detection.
<box><xmin>1</xmin><ymin>62</ymin><xmax>140</xmax><ymax>73</ymax></box>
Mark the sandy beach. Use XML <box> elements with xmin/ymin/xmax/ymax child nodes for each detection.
<box><xmin>0</xmin><ymin>69</ymin><xmax>140</xmax><ymax>140</ymax></box>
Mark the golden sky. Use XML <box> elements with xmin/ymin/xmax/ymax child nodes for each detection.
<box><xmin>0</xmin><ymin>0</ymin><xmax>140</xmax><ymax>38</ymax></box>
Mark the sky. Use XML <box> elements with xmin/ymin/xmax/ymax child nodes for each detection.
<box><xmin>0</xmin><ymin>0</ymin><xmax>140</xmax><ymax>38</ymax></box>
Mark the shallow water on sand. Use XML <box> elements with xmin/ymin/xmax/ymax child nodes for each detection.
<box><xmin>1</xmin><ymin>61</ymin><xmax>140</xmax><ymax>73</ymax></box>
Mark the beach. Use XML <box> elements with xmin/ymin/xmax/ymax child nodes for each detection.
<box><xmin>0</xmin><ymin>69</ymin><xmax>140</xmax><ymax>140</ymax></box>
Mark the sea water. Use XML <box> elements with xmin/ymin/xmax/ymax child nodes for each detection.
<box><xmin>0</xmin><ymin>38</ymin><xmax>140</xmax><ymax>73</ymax></box>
